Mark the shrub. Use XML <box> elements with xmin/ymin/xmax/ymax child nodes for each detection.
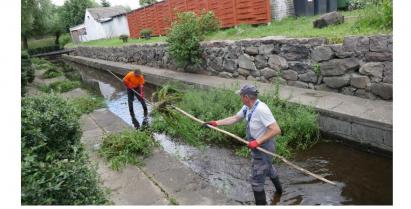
<box><xmin>21</xmin><ymin>51</ymin><xmax>35</xmax><ymax>96</ymax></box>
<box><xmin>59</xmin><ymin>33</ymin><xmax>72</xmax><ymax>48</ymax></box>
<box><xmin>140</xmin><ymin>28</ymin><xmax>152</xmax><ymax>39</ymax></box>
<box><xmin>352</xmin><ymin>0</ymin><xmax>392</xmax><ymax>30</ymax></box>
<box><xmin>119</xmin><ymin>34</ymin><xmax>129</xmax><ymax>43</ymax></box>
<box><xmin>99</xmin><ymin>129</ymin><xmax>158</xmax><ymax>170</ymax></box>
<box><xmin>43</xmin><ymin>68</ymin><xmax>64</xmax><ymax>79</ymax></box>
<box><xmin>21</xmin><ymin>94</ymin><xmax>82</xmax><ymax>160</ymax></box>
<box><xmin>27</xmin><ymin>45</ymin><xmax>61</xmax><ymax>55</ymax></box>
<box><xmin>198</xmin><ymin>10</ymin><xmax>220</xmax><ymax>34</ymax></box>
<box><xmin>166</xmin><ymin>12</ymin><xmax>203</xmax><ymax>69</ymax></box>
<box><xmin>21</xmin><ymin>94</ymin><xmax>109</xmax><ymax>205</ymax></box>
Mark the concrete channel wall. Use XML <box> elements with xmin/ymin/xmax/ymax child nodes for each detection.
<box><xmin>72</xmin><ymin>35</ymin><xmax>393</xmax><ymax>101</ymax></box>
<box><xmin>62</xmin><ymin>55</ymin><xmax>393</xmax><ymax>154</ymax></box>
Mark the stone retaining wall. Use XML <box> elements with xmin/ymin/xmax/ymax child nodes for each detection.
<box><xmin>72</xmin><ymin>35</ymin><xmax>393</xmax><ymax>100</ymax></box>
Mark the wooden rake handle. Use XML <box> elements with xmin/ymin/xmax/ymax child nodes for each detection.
<box><xmin>171</xmin><ymin>105</ymin><xmax>337</xmax><ymax>186</ymax></box>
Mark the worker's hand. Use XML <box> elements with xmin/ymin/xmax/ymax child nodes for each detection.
<box><xmin>247</xmin><ymin>139</ymin><xmax>260</xmax><ymax>149</ymax></box>
<box><xmin>202</xmin><ymin>121</ymin><xmax>218</xmax><ymax>128</ymax></box>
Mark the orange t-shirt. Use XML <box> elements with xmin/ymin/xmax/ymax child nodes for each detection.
<box><xmin>123</xmin><ymin>71</ymin><xmax>145</xmax><ymax>89</ymax></box>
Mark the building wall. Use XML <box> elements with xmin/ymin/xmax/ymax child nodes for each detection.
<box><xmin>84</xmin><ymin>10</ymin><xmax>107</xmax><ymax>41</ymax></box>
<box><xmin>101</xmin><ymin>15</ymin><xmax>130</xmax><ymax>38</ymax></box>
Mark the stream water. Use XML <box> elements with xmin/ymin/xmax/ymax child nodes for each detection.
<box><xmin>67</xmin><ymin>61</ymin><xmax>392</xmax><ymax>205</ymax></box>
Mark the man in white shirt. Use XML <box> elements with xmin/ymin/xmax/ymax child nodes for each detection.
<box><xmin>204</xmin><ymin>84</ymin><xmax>283</xmax><ymax>205</ymax></box>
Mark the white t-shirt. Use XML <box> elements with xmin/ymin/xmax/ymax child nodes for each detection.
<box><xmin>236</xmin><ymin>99</ymin><xmax>277</xmax><ymax>139</ymax></box>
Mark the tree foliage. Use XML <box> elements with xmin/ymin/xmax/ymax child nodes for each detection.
<box><xmin>139</xmin><ymin>0</ymin><xmax>157</xmax><ymax>7</ymax></box>
<box><xmin>101</xmin><ymin>0</ymin><xmax>111</xmax><ymax>7</ymax></box>
<box><xmin>60</xmin><ymin>0</ymin><xmax>96</xmax><ymax>30</ymax></box>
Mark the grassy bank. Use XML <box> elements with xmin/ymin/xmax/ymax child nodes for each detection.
<box><xmin>66</xmin><ymin>8</ymin><xmax>391</xmax><ymax>49</ymax></box>
<box><xmin>151</xmin><ymin>83</ymin><xmax>319</xmax><ymax>159</ymax></box>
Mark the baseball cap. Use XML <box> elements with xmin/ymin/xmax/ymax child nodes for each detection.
<box><xmin>236</xmin><ymin>84</ymin><xmax>259</xmax><ymax>96</ymax></box>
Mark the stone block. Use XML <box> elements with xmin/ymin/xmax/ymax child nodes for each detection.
<box><xmin>343</xmin><ymin>36</ymin><xmax>370</xmax><ymax>52</ymax></box>
<box><xmin>287</xmin><ymin>80</ymin><xmax>309</xmax><ymax>88</ymax></box>
<box><xmin>365</xmin><ymin>51</ymin><xmax>392</xmax><ymax>62</ymax></box>
<box><xmin>298</xmin><ymin>70</ymin><xmax>318</xmax><ymax>83</ymax></box>
<box><xmin>320</xmin><ymin>58</ymin><xmax>360</xmax><ymax>76</ymax></box>
<box><xmin>370</xmin><ymin>83</ymin><xmax>393</xmax><ymax>100</ymax></box>
<box><xmin>282</xmin><ymin>70</ymin><xmax>298</xmax><ymax>81</ymax></box>
<box><xmin>280</xmin><ymin>44</ymin><xmax>310</xmax><ymax>60</ymax></box>
<box><xmin>258</xmin><ymin>44</ymin><xmax>275</xmax><ymax>54</ymax></box>
<box><xmin>238</xmin><ymin>54</ymin><xmax>257</xmax><ymax>71</ymax></box>
<box><xmin>223</xmin><ymin>59</ymin><xmax>237</xmax><ymax>73</ymax></box>
<box><xmin>369</xmin><ymin>35</ymin><xmax>389</xmax><ymax>52</ymax></box>
<box><xmin>261</xmin><ymin>67</ymin><xmax>279</xmax><ymax>79</ymax></box>
<box><xmin>311</xmin><ymin>46</ymin><xmax>334</xmax><ymax>62</ymax></box>
<box><xmin>267</xmin><ymin>54</ymin><xmax>288</xmax><ymax>70</ymax></box>
<box><xmin>350</xmin><ymin>73</ymin><xmax>370</xmax><ymax>89</ymax></box>
<box><xmin>383</xmin><ymin>62</ymin><xmax>393</xmax><ymax>84</ymax></box>
<box><xmin>359</xmin><ymin>62</ymin><xmax>384</xmax><ymax>82</ymax></box>
<box><xmin>313</xmin><ymin>11</ymin><xmax>344</xmax><ymax>28</ymax></box>
<box><xmin>245</xmin><ymin>46</ymin><xmax>259</xmax><ymax>55</ymax></box>
<box><xmin>288</xmin><ymin>61</ymin><xmax>312</xmax><ymax>74</ymax></box>
<box><xmin>255</xmin><ymin>55</ymin><xmax>268</xmax><ymax>69</ymax></box>
<box><xmin>323</xmin><ymin>74</ymin><xmax>350</xmax><ymax>89</ymax></box>
<box><xmin>238</xmin><ymin>68</ymin><xmax>251</xmax><ymax>76</ymax></box>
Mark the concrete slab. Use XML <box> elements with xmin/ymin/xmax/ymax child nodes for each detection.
<box><xmin>61</xmin><ymin>88</ymin><xmax>89</xmax><ymax>99</ymax></box>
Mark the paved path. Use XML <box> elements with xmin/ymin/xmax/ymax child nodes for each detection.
<box><xmin>63</xmin><ymin>55</ymin><xmax>393</xmax><ymax>152</ymax></box>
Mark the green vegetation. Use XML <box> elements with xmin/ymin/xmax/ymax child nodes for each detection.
<box><xmin>166</xmin><ymin>11</ymin><xmax>219</xmax><ymax>70</ymax></box>
<box><xmin>39</xmin><ymin>80</ymin><xmax>81</xmax><ymax>93</ymax></box>
<box><xmin>21</xmin><ymin>51</ymin><xmax>35</xmax><ymax>96</ymax></box>
<box><xmin>151</xmin><ymin>83</ymin><xmax>319</xmax><ymax>159</ymax></box>
<box><xmin>119</xmin><ymin>34</ymin><xmax>129</xmax><ymax>43</ymax></box>
<box><xmin>26</xmin><ymin>36</ymin><xmax>56</xmax><ymax>49</ymax></box>
<box><xmin>352</xmin><ymin>0</ymin><xmax>392</xmax><ymax>31</ymax></box>
<box><xmin>99</xmin><ymin>129</ymin><xmax>158</xmax><ymax>171</ymax></box>
<box><xmin>22</xmin><ymin>94</ymin><xmax>109</xmax><ymax>205</ymax></box>
<box><xmin>69</xmin><ymin>96</ymin><xmax>106</xmax><ymax>114</ymax></box>
<box><xmin>65</xmin><ymin>36</ymin><xmax>167</xmax><ymax>48</ymax></box>
<box><xmin>140</xmin><ymin>28</ymin><xmax>153</xmax><ymax>39</ymax></box>
<box><xmin>43</xmin><ymin>68</ymin><xmax>64</xmax><ymax>79</ymax></box>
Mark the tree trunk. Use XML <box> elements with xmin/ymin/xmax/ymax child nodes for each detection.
<box><xmin>22</xmin><ymin>35</ymin><xmax>28</xmax><ymax>49</ymax></box>
<box><xmin>55</xmin><ymin>32</ymin><xmax>60</xmax><ymax>46</ymax></box>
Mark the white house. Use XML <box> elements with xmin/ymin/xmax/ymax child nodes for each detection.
<box><xmin>75</xmin><ymin>6</ymin><xmax>130</xmax><ymax>42</ymax></box>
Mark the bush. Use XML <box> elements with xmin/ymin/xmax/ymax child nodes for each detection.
<box><xmin>21</xmin><ymin>51</ymin><xmax>35</xmax><ymax>96</ymax></box>
<box><xmin>21</xmin><ymin>94</ymin><xmax>82</xmax><ymax>160</ymax></box>
<box><xmin>140</xmin><ymin>28</ymin><xmax>152</xmax><ymax>39</ymax></box>
<box><xmin>198</xmin><ymin>10</ymin><xmax>220</xmax><ymax>34</ymax></box>
<box><xmin>59</xmin><ymin>33</ymin><xmax>72</xmax><ymax>48</ymax></box>
<box><xmin>28</xmin><ymin>45</ymin><xmax>61</xmax><ymax>55</ymax></box>
<box><xmin>43</xmin><ymin>68</ymin><xmax>64</xmax><ymax>79</ymax></box>
<box><xmin>166</xmin><ymin>12</ymin><xmax>203</xmax><ymax>69</ymax></box>
<box><xmin>119</xmin><ymin>34</ymin><xmax>129</xmax><ymax>43</ymax></box>
<box><xmin>99</xmin><ymin>129</ymin><xmax>158</xmax><ymax>170</ymax></box>
<box><xmin>352</xmin><ymin>0</ymin><xmax>392</xmax><ymax>30</ymax></box>
<box><xmin>21</xmin><ymin>95</ymin><xmax>109</xmax><ymax>205</ymax></box>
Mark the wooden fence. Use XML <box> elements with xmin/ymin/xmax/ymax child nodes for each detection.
<box><xmin>127</xmin><ymin>0</ymin><xmax>271</xmax><ymax>38</ymax></box>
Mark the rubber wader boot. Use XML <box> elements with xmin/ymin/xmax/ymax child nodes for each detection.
<box><xmin>132</xmin><ymin>117</ymin><xmax>140</xmax><ymax>129</ymax></box>
<box><xmin>271</xmin><ymin>176</ymin><xmax>283</xmax><ymax>194</ymax></box>
<box><xmin>253</xmin><ymin>190</ymin><xmax>267</xmax><ymax>205</ymax></box>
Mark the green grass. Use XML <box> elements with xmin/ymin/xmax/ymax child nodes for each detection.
<box><xmin>39</xmin><ymin>80</ymin><xmax>81</xmax><ymax>93</ymax></box>
<box><xmin>26</xmin><ymin>36</ymin><xmax>55</xmax><ymax>49</ymax></box>
<box><xmin>69</xmin><ymin>96</ymin><xmax>106</xmax><ymax>114</ymax></box>
<box><xmin>43</xmin><ymin>68</ymin><xmax>64</xmax><ymax>79</ymax></box>
<box><xmin>151</xmin><ymin>83</ymin><xmax>319</xmax><ymax>159</ymax></box>
<box><xmin>67</xmin><ymin>9</ymin><xmax>392</xmax><ymax>48</ymax></box>
<box><xmin>205</xmin><ymin>9</ymin><xmax>391</xmax><ymax>43</ymax></box>
<box><xmin>99</xmin><ymin>129</ymin><xmax>158</xmax><ymax>171</ymax></box>
<box><xmin>65</xmin><ymin>36</ymin><xmax>167</xmax><ymax>48</ymax></box>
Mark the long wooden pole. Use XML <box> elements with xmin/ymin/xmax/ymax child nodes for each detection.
<box><xmin>104</xmin><ymin>69</ymin><xmax>336</xmax><ymax>185</ymax></box>
<box><xmin>172</xmin><ymin>105</ymin><xmax>337</xmax><ymax>186</ymax></box>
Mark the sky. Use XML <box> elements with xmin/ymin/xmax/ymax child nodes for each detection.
<box><xmin>51</xmin><ymin>0</ymin><xmax>141</xmax><ymax>9</ymax></box>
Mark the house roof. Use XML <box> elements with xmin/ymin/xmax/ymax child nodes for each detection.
<box><xmin>69</xmin><ymin>24</ymin><xmax>85</xmax><ymax>31</ymax></box>
<box><xmin>86</xmin><ymin>6</ymin><xmax>127</xmax><ymax>23</ymax></box>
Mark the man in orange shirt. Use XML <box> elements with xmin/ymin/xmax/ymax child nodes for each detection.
<box><xmin>123</xmin><ymin>69</ymin><xmax>148</xmax><ymax>129</ymax></box>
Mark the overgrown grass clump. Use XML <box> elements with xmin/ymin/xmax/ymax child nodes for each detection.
<box><xmin>69</xmin><ymin>96</ymin><xmax>106</xmax><ymax>114</ymax></box>
<box><xmin>151</xmin><ymin>84</ymin><xmax>319</xmax><ymax>159</ymax></box>
<box><xmin>99</xmin><ymin>129</ymin><xmax>158</xmax><ymax>171</ymax></box>
<box><xmin>22</xmin><ymin>94</ymin><xmax>109</xmax><ymax>205</ymax></box>
<box><xmin>43</xmin><ymin>68</ymin><xmax>64</xmax><ymax>79</ymax></box>
<box><xmin>32</xmin><ymin>58</ymin><xmax>54</xmax><ymax>71</ymax></box>
<box><xmin>39</xmin><ymin>80</ymin><xmax>81</xmax><ymax>93</ymax></box>
<box><xmin>352</xmin><ymin>0</ymin><xmax>392</xmax><ymax>31</ymax></box>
